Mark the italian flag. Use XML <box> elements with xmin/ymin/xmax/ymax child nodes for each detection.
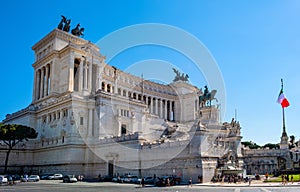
<box><xmin>277</xmin><ymin>89</ymin><xmax>290</xmax><ymax>108</ymax></box>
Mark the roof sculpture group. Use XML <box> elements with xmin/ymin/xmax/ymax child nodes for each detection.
<box><xmin>57</xmin><ymin>15</ymin><xmax>84</xmax><ymax>37</ymax></box>
<box><xmin>172</xmin><ymin>68</ymin><xmax>189</xmax><ymax>82</ymax></box>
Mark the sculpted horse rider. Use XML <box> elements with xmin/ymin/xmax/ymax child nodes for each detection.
<box><xmin>199</xmin><ymin>86</ymin><xmax>218</xmax><ymax>107</ymax></box>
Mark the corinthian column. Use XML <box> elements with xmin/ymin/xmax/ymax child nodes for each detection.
<box><xmin>40</xmin><ymin>67</ymin><xmax>45</xmax><ymax>98</ymax></box>
<box><xmin>159</xmin><ymin>99</ymin><xmax>163</xmax><ymax>118</ymax></box>
<box><xmin>79</xmin><ymin>59</ymin><xmax>84</xmax><ymax>92</ymax></box>
<box><xmin>44</xmin><ymin>65</ymin><xmax>49</xmax><ymax>97</ymax></box>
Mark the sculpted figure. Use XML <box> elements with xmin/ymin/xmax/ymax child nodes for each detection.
<box><xmin>71</xmin><ymin>23</ymin><xmax>84</xmax><ymax>37</ymax></box>
<box><xmin>172</xmin><ymin>68</ymin><xmax>189</xmax><ymax>82</ymax></box>
<box><xmin>57</xmin><ymin>15</ymin><xmax>66</xmax><ymax>30</ymax></box>
<box><xmin>63</xmin><ymin>19</ymin><xmax>71</xmax><ymax>32</ymax></box>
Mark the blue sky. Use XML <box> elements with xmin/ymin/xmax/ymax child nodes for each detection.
<box><xmin>1</xmin><ymin>0</ymin><xmax>299</xmax><ymax>145</ymax></box>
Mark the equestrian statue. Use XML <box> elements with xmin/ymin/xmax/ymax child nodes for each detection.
<box><xmin>199</xmin><ymin>86</ymin><xmax>218</xmax><ymax>107</ymax></box>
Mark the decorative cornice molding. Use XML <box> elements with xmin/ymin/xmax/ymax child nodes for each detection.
<box><xmin>32</xmin><ymin>29</ymin><xmax>90</xmax><ymax>52</ymax></box>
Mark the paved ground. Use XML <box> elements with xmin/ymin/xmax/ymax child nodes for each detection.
<box><xmin>1</xmin><ymin>180</ymin><xmax>300</xmax><ymax>192</ymax></box>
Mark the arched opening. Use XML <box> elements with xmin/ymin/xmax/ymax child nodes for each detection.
<box><xmin>101</xmin><ymin>82</ymin><xmax>105</xmax><ymax>91</ymax></box>
<box><xmin>74</xmin><ymin>58</ymin><xmax>81</xmax><ymax>91</ymax></box>
<box><xmin>107</xmin><ymin>84</ymin><xmax>111</xmax><ymax>93</ymax></box>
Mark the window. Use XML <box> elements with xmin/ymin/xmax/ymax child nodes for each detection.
<box><xmin>121</xmin><ymin>124</ymin><xmax>126</xmax><ymax>135</ymax></box>
<box><xmin>120</xmin><ymin>109</ymin><xmax>130</xmax><ymax>117</ymax></box>
<box><xmin>101</xmin><ymin>82</ymin><xmax>105</xmax><ymax>91</ymax></box>
<box><xmin>63</xmin><ymin>109</ymin><xmax>68</xmax><ymax>118</ymax></box>
<box><xmin>42</xmin><ymin>116</ymin><xmax>47</xmax><ymax>124</ymax></box>
<box><xmin>80</xmin><ymin>117</ymin><xmax>84</xmax><ymax>125</ymax></box>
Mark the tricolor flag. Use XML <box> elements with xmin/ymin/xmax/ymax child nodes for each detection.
<box><xmin>277</xmin><ymin>89</ymin><xmax>290</xmax><ymax>108</ymax></box>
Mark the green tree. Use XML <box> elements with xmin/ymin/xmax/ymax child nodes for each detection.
<box><xmin>241</xmin><ymin>141</ymin><xmax>261</xmax><ymax>149</ymax></box>
<box><xmin>0</xmin><ymin>124</ymin><xmax>38</xmax><ymax>173</ymax></box>
<box><xmin>262</xmin><ymin>143</ymin><xmax>279</xmax><ymax>149</ymax></box>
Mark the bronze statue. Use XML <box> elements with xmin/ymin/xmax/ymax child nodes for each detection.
<box><xmin>203</xmin><ymin>85</ymin><xmax>209</xmax><ymax>97</ymax></box>
<box><xmin>63</xmin><ymin>19</ymin><xmax>71</xmax><ymax>32</ymax></box>
<box><xmin>57</xmin><ymin>16</ymin><xmax>84</xmax><ymax>37</ymax></box>
<box><xmin>71</xmin><ymin>23</ymin><xmax>84</xmax><ymax>37</ymax></box>
<box><xmin>172</xmin><ymin>68</ymin><xmax>189</xmax><ymax>82</ymax></box>
<box><xmin>57</xmin><ymin>15</ymin><xmax>66</xmax><ymax>30</ymax></box>
<box><xmin>199</xmin><ymin>86</ymin><xmax>218</xmax><ymax>107</ymax></box>
<box><xmin>57</xmin><ymin>15</ymin><xmax>71</xmax><ymax>32</ymax></box>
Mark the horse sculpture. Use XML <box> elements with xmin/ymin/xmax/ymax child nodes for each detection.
<box><xmin>57</xmin><ymin>15</ymin><xmax>66</xmax><ymax>30</ymax></box>
<box><xmin>57</xmin><ymin>16</ymin><xmax>84</xmax><ymax>36</ymax></box>
<box><xmin>199</xmin><ymin>87</ymin><xmax>218</xmax><ymax>107</ymax></box>
<box><xmin>57</xmin><ymin>15</ymin><xmax>71</xmax><ymax>32</ymax></box>
<box><xmin>63</xmin><ymin>19</ymin><xmax>71</xmax><ymax>32</ymax></box>
<box><xmin>71</xmin><ymin>23</ymin><xmax>84</xmax><ymax>37</ymax></box>
<box><xmin>172</xmin><ymin>68</ymin><xmax>189</xmax><ymax>82</ymax></box>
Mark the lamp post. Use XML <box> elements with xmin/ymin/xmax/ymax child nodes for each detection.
<box><xmin>138</xmin><ymin>143</ymin><xmax>143</xmax><ymax>178</ymax></box>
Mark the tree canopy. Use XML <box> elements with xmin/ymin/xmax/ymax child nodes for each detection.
<box><xmin>262</xmin><ymin>143</ymin><xmax>280</xmax><ymax>149</ymax></box>
<box><xmin>241</xmin><ymin>141</ymin><xmax>261</xmax><ymax>149</ymax></box>
<box><xmin>0</xmin><ymin>123</ymin><xmax>38</xmax><ymax>173</ymax></box>
<box><xmin>0</xmin><ymin>124</ymin><xmax>37</xmax><ymax>145</ymax></box>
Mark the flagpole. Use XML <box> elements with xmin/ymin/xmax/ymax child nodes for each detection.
<box><xmin>281</xmin><ymin>79</ymin><xmax>287</xmax><ymax>136</ymax></box>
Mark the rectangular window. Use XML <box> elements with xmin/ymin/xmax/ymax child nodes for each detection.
<box><xmin>80</xmin><ymin>117</ymin><xmax>84</xmax><ymax>125</ymax></box>
<box><xmin>42</xmin><ymin>116</ymin><xmax>47</xmax><ymax>124</ymax></box>
<box><xmin>121</xmin><ymin>124</ymin><xmax>126</xmax><ymax>135</ymax></box>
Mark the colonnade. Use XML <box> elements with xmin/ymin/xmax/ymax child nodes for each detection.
<box><xmin>74</xmin><ymin>57</ymin><xmax>92</xmax><ymax>92</ymax></box>
<box><xmin>35</xmin><ymin>63</ymin><xmax>51</xmax><ymax>100</ymax></box>
<box><xmin>101</xmin><ymin>82</ymin><xmax>175</xmax><ymax>121</ymax></box>
<box><xmin>147</xmin><ymin>96</ymin><xmax>175</xmax><ymax>121</ymax></box>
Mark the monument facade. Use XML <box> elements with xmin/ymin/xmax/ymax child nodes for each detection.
<box><xmin>1</xmin><ymin>25</ymin><xmax>243</xmax><ymax>182</ymax></box>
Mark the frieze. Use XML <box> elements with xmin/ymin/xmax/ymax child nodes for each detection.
<box><xmin>32</xmin><ymin>52</ymin><xmax>57</xmax><ymax>68</ymax></box>
<box><xmin>34</xmin><ymin>93</ymin><xmax>72</xmax><ymax>112</ymax></box>
<box><xmin>4</xmin><ymin>105</ymin><xmax>34</xmax><ymax>122</ymax></box>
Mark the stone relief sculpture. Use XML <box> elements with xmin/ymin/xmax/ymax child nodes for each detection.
<box><xmin>222</xmin><ymin>118</ymin><xmax>241</xmax><ymax>136</ymax></box>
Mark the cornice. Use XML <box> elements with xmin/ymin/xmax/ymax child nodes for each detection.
<box><xmin>32</xmin><ymin>28</ymin><xmax>90</xmax><ymax>52</ymax></box>
<box><xmin>32</xmin><ymin>51</ymin><xmax>58</xmax><ymax>68</ymax></box>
